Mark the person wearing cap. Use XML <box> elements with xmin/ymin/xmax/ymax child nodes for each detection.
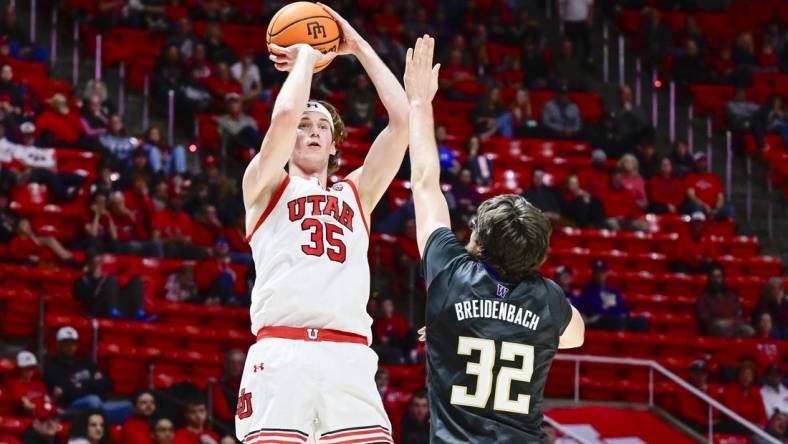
<box><xmin>216</xmin><ymin>91</ymin><xmax>262</xmax><ymax>158</ymax></box>
<box><xmin>597</xmin><ymin>167</ymin><xmax>648</xmax><ymax>231</ymax></box>
<box><xmin>18</xmin><ymin>121</ymin><xmax>39</xmax><ymax>147</ymax></box>
<box><xmin>74</xmin><ymin>249</ymin><xmax>146</xmax><ymax>319</ymax></box>
<box><xmin>541</xmin><ymin>82</ymin><xmax>582</xmax><ymax>138</ymax></box>
<box><xmin>34</xmin><ymin>93</ymin><xmax>86</xmax><ymax>146</ymax></box>
<box><xmin>20</xmin><ymin>401</ymin><xmax>61</xmax><ymax>444</ymax></box>
<box><xmin>194</xmin><ymin>237</ymin><xmax>244</xmax><ymax>305</ymax></box>
<box><xmin>696</xmin><ymin>262</ymin><xmax>754</xmax><ymax>337</ymax></box>
<box><xmin>669</xmin><ymin>211</ymin><xmax>714</xmax><ymax>273</ymax></box>
<box><xmin>722</xmin><ymin>361</ymin><xmax>768</xmax><ymax>432</ymax></box>
<box><xmin>43</xmin><ymin>326</ymin><xmax>132</xmax><ymax>424</ymax></box>
<box><xmin>9</xmin><ymin>351</ymin><xmax>50</xmax><ymax>416</ymax></box>
<box><xmin>683</xmin><ymin>152</ymin><xmax>734</xmax><ymax>219</ymax></box>
<box><xmin>675</xmin><ymin>360</ymin><xmax>721</xmax><ymax>431</ymax></box>
<box><xmin>118</xmin><ymin>390</ymin><xmax>157</xmax><ymax>444</ymax></box>
<box><xmin>761</xmin><ymin>364</ymin><xmax>788</xmax><ymax>417</ymax></box>
<box><xmin>580</xmin><ymin>259</ymin><xmax>649</xmax><ymax>332</ymax></box>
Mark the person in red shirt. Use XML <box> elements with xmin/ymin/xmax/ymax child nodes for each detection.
<box><xmin>34</xmin><ymin>93</ymin><xmax>86</xmax><ymax>146</ymax></box>
<box><xmin>118</xmin><ymin>390</ymin><xmax>156</xmax><ymax>444</ymax></box>
<box><xmin>204</xmin><ymin>62</ymin><xmax>241</xmax><ymax>104</ymax></box>
<box><xmin>191</xmin><ymin>204</ymin><xmax>223</xmax><ymax>248</ymax></box>
<box><xmin>211</xmin><ymin>349</ymin><xmax>244</xmax><ymax>425</ymax></box>
<box><xmin>648</xmin><ymin>157</ymin><xmax>686</xmax><ymax>213</ymax></box>
<box><xmin>597</xmin><ymin>168</ymin><xmax>648</xmax><ymax>231</ymax></box>
<box><xmin>152</xmin><ymin>194</ymin><xmax>204</xmax><ymax>259</ymax></box>
<box><xmin>173</xmin><ymin>396</ymin><xmax>219</xmax><ymax>444</ymax></box>
<box><xmin>82</xmin><ymin>192</ymin><xmax>117</xmax><ymax>252</ymax></box>
<box><xmin>374</xmin><ymin>298</ymin><xmax>410</xmax><ymax>347</ymax></box>
<box><xmin>151</xmin><ymin>418</ymin><xmax>175</xmax><ymax>444</ymax></box>
<box><xmin>9</xmin><ymin>217</ymin><xmax>77</xmax><ymax>265</ymax></box>
<box><xmin>8</xmin><ymin>351</ymin><xmax>50</xmax><ymax>416</ymax></box>
<box><xmin>375</xmin><ymin>367</ymin><xmax>411</xmax><ymax>420</ymax></box>
<box><xmin>722</xmin><ymin>361</ymin><xmax>768</xmax><ymax>433</ymax></box>
<box><xmin>684</xmin><ymin>153</ymin><xmax>734</xmax><ymax>219</ymax></box>
<box><xmin>194</xmin><ymin>238</ymin><xmax>244</xmax><ymax>305</ymax></box>
<box><xmin>675</xmin><ymin>360</ymin><xmax>721</xmax><ymax>432</ymax></box>
<box><xmin>579</xmin><ymin>150</ymin><xmax>611</xmax><ymax>198</ymax></box>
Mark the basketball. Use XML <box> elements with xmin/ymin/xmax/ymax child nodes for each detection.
<box><xmin>266</xmin><ymin>1</ymin><xmax>340</xmax><ymax>73</ymax></box>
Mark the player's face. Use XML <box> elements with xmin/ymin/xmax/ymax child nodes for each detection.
<box><xmin>292</xmin><ymin>112</ymin><xmax>336</xmax><ymax>175</ymax></box>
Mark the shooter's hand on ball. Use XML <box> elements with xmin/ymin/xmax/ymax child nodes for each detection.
<box><xmin>268</xmin><ymin>43</ymin><xmax>335</xmax><ymax>72</ymax></box>
<box><xmin>317</xmin><ymin>2</ymin><xmax>364</xmax><ymax>56</ymax></box>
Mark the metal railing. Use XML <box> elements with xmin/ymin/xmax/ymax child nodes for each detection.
<box><xmin>554</xmin><ymin>354</ymin><xmax>781</xmax><ymax>444</ymax></box>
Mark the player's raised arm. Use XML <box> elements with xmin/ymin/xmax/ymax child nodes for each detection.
<box><xmin>403</xmin><ymin>36</ymin><xmax>449</xmax><ymax>255</ymax></box>
<box><xmin>242</xmin><ymin>44</ymin><xmax>334</xmax><ymax>214</ymax></box>
<box><xmin>319</xmin><ymin>3</ymin><xmax>410</xmax><ymax>214</ymax></box>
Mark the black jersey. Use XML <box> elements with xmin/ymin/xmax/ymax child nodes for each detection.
<box><xmin>422</xmin><ymin>228</ymin><xmax>572</xmax><ymax>444</ymax></box>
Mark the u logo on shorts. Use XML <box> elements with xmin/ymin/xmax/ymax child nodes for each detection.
<box><xmin>306</xmin><ymin>328</ymin><xmax>319</xmax><ymax>340</ymax></box>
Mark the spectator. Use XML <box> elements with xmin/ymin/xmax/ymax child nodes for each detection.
<box><xmin>123</xmin><ymin>149</ymin><xmax>154</xmax><ymax>191</ymax></box>
<box><xmin>611</xmin><ymin>86</ymin><xmax>652</xmax><ymax>147</ymax></box>
<box><xmin>696</xmin><ymin>263</ymin><xmax>755</xmax><ymax>337</ymax></box>
<box><xmin>555</xmin><ymin>266</ymin><xmax>583</xmax><ymax>309</ymax></box>
<box><xmin>450</xmin><ymin>169</ymin><xmax>482</xmax><ymax>217</ymax></box>
<box><xmin>469</xmin><ymin>87</ymin><xmax>507</xmax><ymax>137</ymax></box>
<box><xmin>509</xmin><ymin>89</ymin><xmax>539</xmax><ymax>137</ymax></box>
<box><xmin>438</xmin><ymin>49</ymin><xmax>474</xmax><ymax>98</ymax></box>
<box><xmin>109</xmin><ymin>191</ymin><xmax>153</xmax><ymax>254</ymax></box>
<box><xmin>757</xmin><ymin>42</ymin><xmax>779</xmax><ymax>72</ymax></box>
<box><xmin>35</xmin><ymin>94</ymin><xmax>87</xmax><ymax>147</ymax></box>
<box><xmin>617</xmin><ymin>154</ymin><xmax>648</xmax><ymax>210</ymax></box>
<box><xmin>435</xmin><ymin>125</ymin><xmax>461</xmax><ymax>179</ymax></box>
<box><xmin>184</xmin><ymin>43</ymin><xmax>212</xmax><ymax>81</ymax></box>
<box><xmin>640</xmin><ymin>8</ymin><xmax>672</xmax><ymax>65</ymax></box>
<box><xmin>154</xmin><ymin>45</ymin><xmax>184</xmax><ymax>101</ymax></box>
<box><xmin>753</xmin><ymin>277</ymin><xmax>787</xmax><ymax>337</ymax></box>
<box><xmin>553</xmin><ymin>40</ymin><xmax>587</xmax><ymax>90</ymax></box>
<box><xmin>152</xmin><ymin>193</ymin><xmax>203</xmax><ymax>259</ymax></box>
<box><xmin>118</xmin><ymin>390</ymin><xmax>156</xmax><ymax>444</ymax></box>
<box><xmin>541</xmin><ymin>84</ymin><xmax>582</xmax><ymax>138</ymax></box>
<box><xmin>142</xmin><ymin>125</ymin><xmax>186</xmax><ymax>175</ymax></box>
<box><xmin>674</xmin><ymin>39</ymin><xmax>712</xmax><ymax>86</ymax></box>
<box><xmin>561</xmin><ymin>174</ymin><xmax>606</xmax><ymax>228</ymax></box>
<box><xmin>68</xmin><ymin>410</ymin><xmax>110</xmax><ymax>444</ymax></box>
<box><xmin>670</xmin><ymin>139</ymin><xmax>695</xmax><ymax>178</ymax></box>
<box><xmin>74</xmin><ymin>250</ymin><xmax>146</xmax><ymax>319</ymax></box>
<box><xmin>81</xmin><ymin>80</ymin><xmax>114</xmax><ymax>116</ymax></box>
<box><xmin>43</xmin><ymin>326</ymin><xmax>132</xmax><ymax>424</ymax></box>
<box><xmin>579</xmin><ymin>149</ymin><xmax>610</xmax><ymax>197</ymax></box>
<box><xmin>520</xmin><ymin>39</ymin><xmax>549</xmax><ymax>90</ymax></box>
<box><xmin>82</xmin><ymin>192</ymin><xmax>118</xmax><ymax>252</ymax></box>
<box><xmin>759</xmin><ymin>95</ymin><xmax>788</xmax><ymax>147</ymax></box>
<box><xmin>753</xmin><ymin>411</ymin><xmax>788</xmax><ymax>444</ymax></box>
<box><xmin>463</xmin><ymin>135</ymin><xmax>492</xmax><ymax>185</ymax></box>
<box><xmin>726</xmin><ymin>87</ymin><xmax>760</xmax><ymax>135</ymax></box>
<box><xmin>20</xmin><ymin>402</ymin><xmax>61</xmax><ymax>444</ymax></box>
<box><xmin>597</xmin><ymin>168</ymin><xmax>647</xmax><ymax>231</ymax></box>
<box><xmin>676</xmin><ymin>360</ymin><xmax>720</xmax><ymax>432</ymax></box>
<box><xmin>722</xmin><ymin>361</ymin><xmax>767</xmax><ymax>432</ymax></box>
<box><xmin>671</xmin><ymin>211</ymin><xmax>714</xmax><ymax>274</ymax></box>
<box><xmin>151</xmin><ymin>418</ymin><xmax>175</xmax><ymax>444</ymax></box>
<box><xmin>122</xmin><ymin>174</ymin><xmax>155</xmax><ymax>229</ymax></box>
<box><xmin>9</xmin><ymin>351</ymin><xmax>50</xmax><ymax>416</ymax></box>
<box><xmin>164</xmin><ymin>264</ymin><xmax>201</xmax><ymax>303</ymax></box>
<box><xmin>559</xmin><ymin>0</ymin><xmax>593</xmax><ymax>64</ymax></box>
<box><xmin>165</xmin><ymin>17</ymin><xmax>198</xmax><ymax>59</ymax></box>
<box><xmin>173</xmin><ymin>396</ymin><xmax>219</xmax><ymax>444</ymax></box>
<box><xmin>684</xmin><ymin>152</ymin><xmax>734</xmax><ymax>219</ymax></box>
<box><xmin>176</xmin><ymin>68</ymin><xmax>213</xmax><ymax>131</ymax></box>
<box><xmin>522</xmin><ymin>168</ymin><xmax>563</xmax><ymax>223</ymax></box>
<box><xmin>194</xmin><ymin>238</ymin><xmax>244</xmax><ymax>305</ymax></box>
<box><xmin>230</xmin><ymin>48</ymin><xmax>263</xmax><ymax>100</ymax></box>
<box><xmin>732</xmin><ymin>32</ymin><xmax>758</xmax><ymax>71</ymax></box>
<box><xmin>191</xmin><ymin>204</ymin><xmax>223</xmax><ymax>248</ymax></box>
<box><xmin>756</xmin><ymin>312</ymin><xmax>781</xmax><ymax>340</ymax></box>
<box><xmin>0</xmin><ymin>65</ymin><xmax>24</xmax><ymax>122</ymax></box>
<box><xmin>400</xmin><ymin>390</ymin><xmax>429</xmax><ymax>444</ymax></box>
<box><xmin>80</xmin><ymin>94</ymin><xmax>111</xmax><ymax>137</ymax></box>
<box><xmin>345</xmin><ymin>74</ymin><xmax>377</xmax><ymax>128</ymax></box>
<box><xmin>211</xmin><ymin>349</ymin><xmax>245</xmax><ymax>426</ymax></box>
<box><xmin>580</xmin><ymin>260</ymin><xmax>649</xmax><ymax>332</ymax></box>
<box><xmin>648</xmin><ymin>157</ymin><xmax>685</xmax><ymax>213</ymax></box>
<box><xmin>1</xmin><ymin>5</ymin><xmax>47</xmax><ymax>62</ymax></box>
<box><xmin>761</xmin><ymin>365</ymin><xmax>788</xmax><ymax>417</ymax></box>
<box><xmin>203</xmin><ymin>22</ymin><xmax>234</xmax><ymax>65</ymax></box>
<box><xmin>589</xmin><ymin>111</ymin><xmax>626</xmax><ymax>159</ymax></box>
<box><xmin>374</xmin><ymin>298</ymin><xmax>410</xmax><ymax>347</ymax></box>
<box><xmin>375</xmin><ymin>367</ymin><xmax>410</xmax><ymax>417</ymax></box>
<box><xmin>216</xmin><ymin>93</ymin><xmax>262</xmax><ymax>157</ymax></box>
<box><xmin>9</xmin><ymin>217</ymin><xmax>79</xmax><ymax>266</ymax></box>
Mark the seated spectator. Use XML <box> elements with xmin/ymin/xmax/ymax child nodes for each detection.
<box><xmin>674</xmin><ymin>39</ymin><xmax>712</xmax><ymax>86</ymax></box>
<box><xmin>683</xmin><ymin>153</ymin><xmax>734</xmax><ymax>219</ymax></box>
<box><xmin>671</xmin><ymin>212</ymin><xmax>715</xmax><ymax>273</ymax></box>
<box><xmin>520</xmin><ymin>39</ymin><xmax>549</xmax><ymax>90</ymax></box>
<box><xmin>81</xmin><ymin>80</ymin><xmax>115</xmax><ymax>116</ymax></box>
<box><xmin>9</xmin><ymin>351</ymin><xmax>50</xmax><ymax>416</ymax></box>
<box><xmin>0</xmin><ymin>186</ymin><xmax>17</xmax><ymax>243</ymax></box>
<box><xmin>211</xmin><ymin>349</ymin><xmax>245</xmax><ymax>427</ymax></box>
<box><xmin>216</xmin><ymin>93</ymin><xmax>262</xmax><ymax>157</ymax></box>
<box><xmin>732</xmin><ymin>32</ymin><xmax>758</xmax><ymax>72</ymax></box>
<box><xmin>1</xmin><ymin>5</ymin><xmax>47</xmax><ymax>62</ymax></box>
<box><xmin>345</xmin><ymin>74</ymin><xmax>377</xmax><ymax>128</ymax></box>
<box><xmin>753</xmin><ymin>411</ymin><xmax>788</xmax><ymax>444</ymax></box>
<box><xmin>35</xmin><ymin>94</ymin><xmax>86</xmax><ymax>147</ymax></box>
<box><xmin>761</xmin><ymin>365</ymin><xmax>788</xmax><ymax>417</ymax></box>
<box><xmin>194</xmin><ymin>238</ymin><xmax>244</xmax><ymax>305</ymax></box>
<box><xmin>580</xmin><ymin>260</ymin><xmax>649</xmax><ymax>332</ymax></box>
<box><xmin>192</xmin><ymin>204</ymin><xmax>223</xmax><ymax>248</ymax></box>
<box><xmin>555</xmin><ymin>266</ymin><xmax>582</xmax><ymax>309</ymax></box>
<box><xmin>122</xmin><ymin>149</ymin><xmax>154</xmax><ymax>191</ymax></box>
<box><xmin>648</xmin><ymin>157</ymin><xmax>686</xmax><ymax>213</ymax></box>
<box><xmin>400</xmin><ymin>390</ymin><xmax>429</xmax><ymax>444</ymax></box>
<box><xmin>722</xmin><ymin>361</ymin><xmax>767</xmax><ymax>433</ymax></box>
<box><xmin>230</xmin><ymin>49</ymin><xmax>263</xmax><ymax>101</ymax></box>
<box><xmin>20</xmin><ymin>402</ymin><xmax>61</xmax><ymax>444</ymax></box>
<box><xmin>122</xmin><ymin>174</ymin><xmax>155</xmax><ymax>228</ymax></box>
<box><xmin>450</xmin><ymin>169</ymin><xmax>482</xmax><ymax>217</ymax></box>
<box><xmin>151</xmin><ymin>418</ymin><xmax>175</xmax><ymax>444</ymax></box>
<box><xmin>469</xmin><ymin>87</ymin><xmax>507</xmax><ymax>137</ymax></box>
<box><xmin>640</xmin><ymin>8</ymin><xmax>672</xmax><ymax>65</ymax></box>
<box><xmin>588</xmin><ymin>111</ymin><xmax>626</xmax><ymax>160</ymax></box>
<box><xmin>696</xmin><ymin>263</ymin><xmax>755</xmax><ymax>337</ymax></box>
<box><xmin>154</xmin><ymin>45</ymin><xmax>184</xmax><ymax>101</ymax></box>
<box><xmin>579</xmin><ymin>150</ymin><xmax>610</xmax><ymax>197</ymax></box>
<box><xmin>726</xmin><ymin>87</ymin><xmax>760</xmax><ymax>136</ymax></box>
<box><xmin>753</xmin><ymin>277</ymin><xmax>787</xmax><ymax>338</ymax></box>
<box><xmin>374</xmin><ymin>298</ymin><xmax>410</xmax><ymax>347</ymax></box>
<box><xmin>676</xmin><ymin>360</ymin><xmax>720</xmax><ymax>432</ymax></box>
<box><xmin>541</xmin><ymin>84</ymin><xmax>582</xmax><ymax>138</ymax></box>
<box><xmin>597</xmin><ymin>168</ymin><xmax>647</xmax><ymax>231</ymax></box>
<box><xmin>203</xmin><ymin>22</ymin><xmax>234</xmax><ymax>65</ymax></box>
<box><xmin>9</xmin><ymin>217</ymin><xmax>78</xmax><ymax>266</ymax></box>
<box><xmin>74</xmin><ymin>250</ymin><xmax>146</xmax><ymax>319</ymax></box>
<box><xmin>118</xmin><ymin>390</ymin><xmax>156</xmax><ymax>444</ymax></box>
<box><xmin>755</xmin><ymin>312</ymin><xmax>781</xmax><ymax>340</ymax></box>
<box><xmin>435</xmin><ymin>125</ymin><xmax>461</xmax><ymax>180</ymax></box>
<box><xmin>463</xmin><ymin>135</ymin><xmax>492</xmax><ymax>185</ymax></box>
<box><xmin>617</xmin><ymin>154</ymin><xmax>648</xmax><ymax>210</ymax></box>
<box><xmin>80</xmin><ymin>94</ymin><xmax>110</xmax><ymax>137</ymax></box>
<box><xmin>670</xmin><ymin>139</ymin><xmax>694</xmax><ymax>178</ymax></box>
<box><xmin>611</xmin><ymin>86</ymin><xmax>652</xmax><ymax>147</ymax></box>
<box><xmin>757</xmin><ymin>95</ymin><xmax>788</xmax><ymax>148</ymax></box>
<box><xmin>165</xmin><ymin>16</ymin><xmax>197</xmax><ymax>59</ymax></box>
<box><xmin>553</xmin><ymin>40</ymin><xmax>587</xmax><ymax>90</ymax></box>
<box><xmin>205</xmin><ymin>62</ymin><xmax>241</xmax><ymax>104</ymax></box>
<box><xmin>438</xmin><ymin>49</ymin><xmax>473</xmax><ymax>98</ymax></box>
<box><xmin>183</xmin><ymin>43</ymin><xmax>212</xmax><ymax>81</ymax></box>
<box><xmin>634</xmin><ymin>141</ymin><xmax>660</xmax><ymax>179</ymax></box>
<box><xmin>109</xmin><ymin>191</ymin><xmax>155</xmax><ymax>255</ymax></box>
<box><xmin>375</xmin><ymin>367</ymin><xmax>410</xmax><ymax>415</ymax></box>
<box><xmin>509</xmin><ymin>89</ymin><xmax>539</xmax><ymax>137</ymax></box>
<box><xmin>522</xmin><ymin>168</ymin><xmax>563</xmax><ymax>223</ymax></box>
<box><xmin>152</xmin><ymin>193</ymin><xmax>203</xmax><ymax>259</ymax></box>
<box><xmin>164</xmin><ymin>265</ymin><xmax>201</xmax><ymax>304</ymax></box>
<box><xmin>143</xmin><ymin>125</ymin><xmax>186</xmax><ymax>175</ymax></box>
<box><xmin>82</xmin><ymin>192</ymin><xmax>118</xmax><ymax>252</ymax></box>
<box><xmin>173</xmin><ymin>396</ymin><xmax>219</xmax><ymax>444</ymax></box>
<box><xmin>0</xmin><ymin>64</ymin><xmax>24</xmax><ymax>120</ymax></box>
<box><xmin>176</xmin><ymin>67</ymin><xmax>213</xmax><ymax>132</ymax></box>
<box><xmin>561</xmin><ymin>174</ymin><xmax>606</xmax><ymax>228</ymax></box>
<box><xmin>68</xmin><ymin>410</ymin><xmax>109</xmax><ymax>444</ymax></box>
<box><xmin>43</xmin><ymin>326</ymin><xmax>132</xmax><ymax>424</ymax></box>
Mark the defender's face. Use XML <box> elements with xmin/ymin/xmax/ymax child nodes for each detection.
<box><xmin>292</xmin><ymin>111</ymin><xmax>336</xmax><ymax>173</ymax></box>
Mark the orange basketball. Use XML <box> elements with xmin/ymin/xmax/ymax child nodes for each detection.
<box><xmin>266</xmin><ymin>2</ymin><xmax>340</xmax><ymax>73</ymax></box>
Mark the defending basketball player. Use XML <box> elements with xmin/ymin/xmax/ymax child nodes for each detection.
<box><xmin>236</xmin><ymin>4</ymin><xmax>408</xmax><ymax>444</ymax></box>
<box><xmin>404</xmin><ymin>36</ymin><xmax>585</xmax><ymax>442</ymax></box>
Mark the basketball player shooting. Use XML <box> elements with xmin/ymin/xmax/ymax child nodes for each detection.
<box><xmin>235</xmin><ymin>4</ymin><xmax>409</xmax><ymax>444</ymax></box>
<box><xmin>404</xmin><ymin>35</ymin><xmax>586</xmax><ymax>443</ymax></box>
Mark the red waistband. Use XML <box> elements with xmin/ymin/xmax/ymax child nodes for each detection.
<box><xmin>256</xmin><ymin>326</ymin><xmax>368</xmax><ymax>345</ymax></box>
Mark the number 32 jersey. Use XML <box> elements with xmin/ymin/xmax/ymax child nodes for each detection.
<box><xmin>246</xmin><ymin>175</ymin><xmax>372</xmax><ymax>343</ymax></box>
<box><xmin>423</xmin><ymin>228</ymin><xmax>573</xmax><ymax>444</ymax></box>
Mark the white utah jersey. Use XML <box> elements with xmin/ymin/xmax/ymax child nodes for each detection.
<box><xmin>246</xmin><ymin>175</ymin><xmax>372</xmax><ymax>342</ymax></box>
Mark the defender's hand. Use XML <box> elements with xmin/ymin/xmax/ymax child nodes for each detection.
<box><xmin>317</xmin><ymin>2</ymin><xmax>364</xmax><ymax>55</ymax></box>
<box><xmin>268</xmin><ymin>43</ymin><xmax>335</xmax><ymax>72</ymax></box>
<box><xmin>404</xmin><ymin>35</ymin><xmax>440</xmax><ymax>104</ymax></box>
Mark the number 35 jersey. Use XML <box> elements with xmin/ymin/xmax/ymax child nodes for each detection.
<box><xmin>422</xmin><ymin>228</ymin><xmax>573</xmax><ymax>444</ymax></box>
<box><xmin>246</xmin><ymin>175</ymin><xmax>372</xmax><ymax>343</ymax></box>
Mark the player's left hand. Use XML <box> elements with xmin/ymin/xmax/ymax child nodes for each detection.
<box><xmin>418</xmin><ymin>326</ymin><xmax>426</xmax><ymax>342</ymax></box>
<box><xmin>317</xmin><ymin>3</ymin><xmax>363</xmax><ymax>55</ymax></box>
<box><xmin>404</xmin><ymin>35</ymin><xmax>440</xmax><ymax>105</ymax></box>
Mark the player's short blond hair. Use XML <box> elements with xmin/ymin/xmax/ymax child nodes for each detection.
<box><xmin>316</xmin><ymin>100</ymin><xmax>346</xmax><ymax>174</ymax></box>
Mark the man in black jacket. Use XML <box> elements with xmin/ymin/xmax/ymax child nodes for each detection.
<box><xmin>21</xmin><ymin>402</ymin><xmax>61</xmax><ymax>444</ymax></box>
<box><xmin>42</xmin><ymin>326</ymin><xmax>132</xmax><ymax>424</ymax></box>
<box><xmin>400</xmin><ymin>390</ymin><xmax>430</xmax><ymax>444</ymax></box>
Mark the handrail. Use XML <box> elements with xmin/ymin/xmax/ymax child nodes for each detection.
<box><xmin>543</xmin><ymin>415</ymin><xmax>596</xmax><ymax>444</ymax></box>
<box><xmin>555</xmin><ymin>354</ymin><xmax>781</xmax><ymax>444</ymax></box>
